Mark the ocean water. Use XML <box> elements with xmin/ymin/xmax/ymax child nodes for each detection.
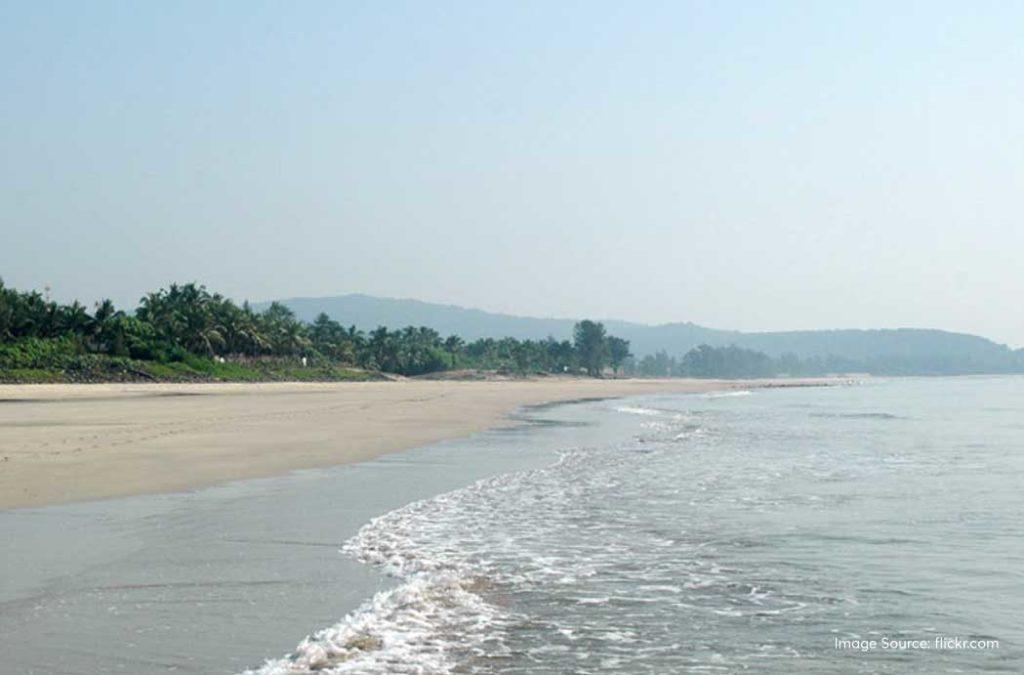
<box><xmin>247</xmin><ymin>377</ymin><xmax>1024</xmax><ymax>674</ymax></box>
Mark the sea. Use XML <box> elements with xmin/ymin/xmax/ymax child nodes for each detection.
<box><xmin>245</xmin><ymin>376</ymin><xmax>1023</xmax><ymax>674</ymax></box>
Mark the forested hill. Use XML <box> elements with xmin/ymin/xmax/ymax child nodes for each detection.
<box><xmin>263</xmin><ymin>294</ymin><xmax>1022</xmax><ymax>375</ymax></box>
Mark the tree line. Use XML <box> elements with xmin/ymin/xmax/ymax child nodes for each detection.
<box><xmin>635</xmin><ymin>344</ymin><xmax>858</xmax><ymax>378</ymax></box>
<box><xmin>634</xmin><ymin>344</ymin><xmax>778</xmax><ymax>378</ymax></box>
<box><xmin>630</xmin><ymin>343</ymin><xmax>1022</xmax><ymax>378</ymax></box>
<box><xmin>0</xmin><ymin>280</ymin><xmax>633</xmax><ymax>378</ymax></box>
<box><xmin>13</xmin><ymin>279</ymin><xmax>998</xmax><ymax>381</ymax></box>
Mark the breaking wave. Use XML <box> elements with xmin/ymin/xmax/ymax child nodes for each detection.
<box><xmin>703</xmin><ymin>390</ymin><xmax>753</xmax><ymax>398</ymax></box>
<box><xmin>242</xmin><ymin>382</ymin><xmax>1007</xmax><ymax>674</ymax></box>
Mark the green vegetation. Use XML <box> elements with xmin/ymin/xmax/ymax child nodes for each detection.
<box><xmin>276</xmin><ymin>295</ymin><xmax>1024</xmax><ymax>376</ymax></box>
<box><xmin>0</xmin><ymin>280</ymin><xmax>632</xmax><ymax>382</ymax></box>
<box><xmin>15</xmin><ymin>278</ymin><xmax>1011</xmax><ymax>382</ymax></box>
<box><xmin>573</xmin><ymin>320</ymin><xmax>608</xmax><ymax>377</ymax></box>
<box><xmin>631</xmin><ymin>343</ymin><xmax>977</xmax><ymax>378</ymax></box>
<box><xmin>636</xmin><ymin>345</ymin><xmax>777</xmax><ymax>378</ymax></box>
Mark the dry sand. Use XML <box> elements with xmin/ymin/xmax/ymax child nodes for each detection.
<box><xmin>0</xmin><ymin>378</ymin><xmax>822</xmax><ymax>509</ymax></box>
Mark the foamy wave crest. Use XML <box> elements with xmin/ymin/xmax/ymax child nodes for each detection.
<box><xmin>703</xmin><ymin>390</ymin><xmax>752</xmax><ymax>398</ymax></box>
<box><xmin>243</xmin><ymin>462</ymin><xmax>566</xmax><ymax>675</ymax></box>
<box><xmin>246</xmin><ymin>571</ymin><xmax>504</xmax><ymax>674</ymax></box>
<box><xmin>615</xmin><ymin>405</ymin><xmax>662</xmax><ymax>416</ymax></box>
<box><xmin>674</xmin><ymin>426</ymin><xmax>704</xmax><ymax>440</ymax></box>
<box><xmin>245</xmin><ymin>427</ymin><xmax>721</xmax><ymax>675</ymax></box>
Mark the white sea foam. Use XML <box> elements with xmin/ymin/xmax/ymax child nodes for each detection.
<box><xmin>615</xmin><ymin>405</ymin><xmax>662</xmax><ymax>416</ymax></box>
<box><xmin>247</xmin><ymin>571</ymin><xmax>503</xmax><ymax>674</ymax></box>
<box><xmin>245</xmin><ymin>447</ymin><xmax>630</xmax><ymax>674</ymax></box>
<box><xmin>246</xmin><ymin>473</ymin><xmax>530</xmax><ymax>674</ymax></box>
<box><xmin>674</xmin><ymin>426</ymin><xmax>704</xmax><ymax>439</ymax></box>
<box><xmin>245</xmin><ymin>390</ymin><xmax>867</xmax><ymax>674</ymax></box>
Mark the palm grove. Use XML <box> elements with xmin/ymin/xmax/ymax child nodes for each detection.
<box><xmin>0</xmin><ymin>281</ymin><xmax>635</xmax><ymax>381</ymax></box>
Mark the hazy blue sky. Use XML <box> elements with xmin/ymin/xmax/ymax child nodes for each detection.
<box><xmin>2</xmin><ymin>1</ymin><xmax>1022</xmax><ymax>345</ymax></box>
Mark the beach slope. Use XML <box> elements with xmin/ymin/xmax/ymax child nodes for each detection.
<box><xmin>0</xmin><ymin>378</ymin><xmax>807</xmax><ymax>508</ymax></box>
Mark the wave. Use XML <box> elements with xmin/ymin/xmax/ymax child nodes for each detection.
<box><xmin>246</xmin><ymin>571</ymin><xmax>504</xmax><ymax>674</ymax></box>
<box><xmin>674</xmin><ymin>426</ymin><xmax>704</xmax><ymax>440</ymax></box>
<box><xmin>244</xmin><ymin>393</ymin><xmax>858</xmax><ymax>674</ymax></box>
<box><xmin>245</xmin><ymin>381</ymin><xmax>1023</xmax><ymax>674</ymax></box>
<box><xmin>243</xmin><ymin>453</ymin><xmax>585</xmax><ymax>675</ymax></box>
<box><xmin>809</xmin><ymin>412</ymin><xmax>904</xmax><ymax>420</ymax></box>
<box><xmin>244</xmin><ymin>485</ymin><xmax>517</xmax><ymax>674</ymax></box>
<box><xmin>703</xmin><ymin>390</ymin><xmax>753</xmax><ymax>398</ymax></box>
<box><xmin>245</xmin><ymin>444</ymin><xmax>643</xmax><ymax>674</ymax></box>
<box><xmin>614</xmin><ymin>405</ymin><xmax>662</xmax><ymax>416</ymax></box>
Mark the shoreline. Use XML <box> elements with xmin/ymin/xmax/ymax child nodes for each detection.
<box><xmin>0</xmin><ymin>378</ymin><xmax>830</xmax><ymax>509</ymax></box>
<box><xmin>0</xmin><ymin>394</ymin><xmax>625</xmax><ymax>674</ymax></box>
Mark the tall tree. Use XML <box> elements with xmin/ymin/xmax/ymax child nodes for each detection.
<box><xmin>607</xmin><ymin>336</ymin><xmax>632</xmax><ymax>376</ymax></box>
<box><xmin>573</xmin><ymin>320</ymin><xmax>608</xmax><ymax>377</ymax></box>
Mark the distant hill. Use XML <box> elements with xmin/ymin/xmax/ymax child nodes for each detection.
<box><xmin>258</xmin><ymin>294</ymin><xmax>1022</xmax><ymax>375</ymax></box>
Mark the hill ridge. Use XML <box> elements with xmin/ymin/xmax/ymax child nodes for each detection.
<box><xmin>254</xmin><ymin>294</ymin><xmax>1021</xmax><ymax>374</ymax></box>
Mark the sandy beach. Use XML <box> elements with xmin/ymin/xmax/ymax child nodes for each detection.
<box><xmin>1</xmin><ymin>389</ymin><xmax>710</xmax><ymax>673</ymax></box>
<box><xmin>0</xmin><ymin>377</ymin><xmax>814</xmax><ymax>510</ymax></box>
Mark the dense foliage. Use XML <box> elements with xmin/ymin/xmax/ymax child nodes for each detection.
<box><xmin>10</xmin><ymin>279</ymin><xmax>1012</xmax><ymax>382</ymax></box>
<box><xmin>629</xmin><ymin>342</ymin><xmax>1012</xmax><ymax>378</ymax></box>
<box><xmin>0</xmin><ymin>280</ymin><xmax>632</xmax><ymax>380</ymax></box>
<box><xmin>635</xmin><ymin>345</ymin><xmax>777</xmax><ymax>378</ymax></box>
<box><xmin>277</xmin><ymin>296</ymin><xmax>1024</xmax><ymax>376</ymax></box>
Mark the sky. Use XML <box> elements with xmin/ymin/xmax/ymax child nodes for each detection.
<box><xmin>2</xmin><ymin>1</ymin><xmax>1022</xmax><ymax>346</ymax></box>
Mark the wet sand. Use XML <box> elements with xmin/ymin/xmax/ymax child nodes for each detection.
<box><xmin>0</xmin><ymin>387</ymin><xmax>727</xmax><ymax>673</ymax></box>
<box><xmin>0</xmin><ymin>379</ymin><xmax>832</xmax><ymax>673</ymax></box>
<box><xmin>0</xmin><ymin>408</ymin><xmax>576</xmax><ymax>674</ymax></box>
<box><xmin>0</xmin><ymin>378</ymin><xmax>821</xmax><ymax>509</ymax></box>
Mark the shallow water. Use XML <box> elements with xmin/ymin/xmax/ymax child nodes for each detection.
<box><xmin>0</xmin><ymin>409</ymin><xmax>568</xmax><ymax>674</ymax></box>
<box><xmin>251</xmin><ymin>377</ymin><xmax>1023</xmax><ymax>674</ymax></box>
<box><xmin>3</xmin><ymin>378</ymin><xmax>1021</xmax><ymax>673</ymax></box>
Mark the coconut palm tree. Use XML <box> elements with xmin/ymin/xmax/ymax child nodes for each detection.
<box><xmin>91</xmin><ymin>299</ymin><xmax>125</xmax><ymax>354</ymax></box>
